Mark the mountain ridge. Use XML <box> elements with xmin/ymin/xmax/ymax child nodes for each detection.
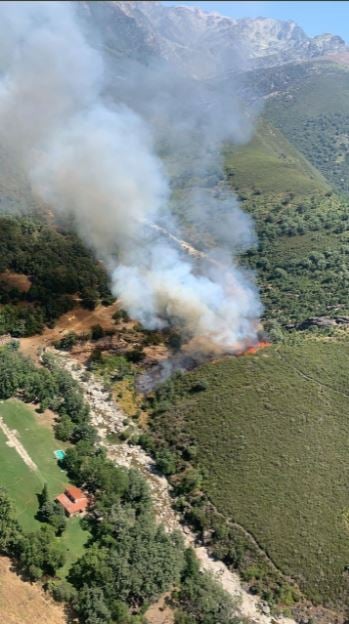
<box><xmin>92</xmin><ymin>1</ymin><xmax>349</xmax><ymax>78</ymax></box>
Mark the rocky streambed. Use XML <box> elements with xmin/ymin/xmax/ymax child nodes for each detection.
<box><xmin>55</xmin><ymin>350</ymin><xmax>296</xmax><ymax>624</ymax></box>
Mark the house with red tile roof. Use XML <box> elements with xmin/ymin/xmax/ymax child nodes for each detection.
<box><xmin>55</xmin><ymin>485</ymin><xmax>89</xmax><ymax>517</ymax></box>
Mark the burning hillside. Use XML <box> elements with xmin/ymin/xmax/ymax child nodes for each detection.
<box><xmin>236</xmin><ymin>340</ymin><xmax>271</xmax><ymax>356</ymax></box>
<box><xmin>0</xmin><ymin>2</ymin><xmax>261</xmax><ymax>355</ymax></box>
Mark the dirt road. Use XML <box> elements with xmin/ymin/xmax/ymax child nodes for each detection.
<box><xmin>0</xmin><ymin>411</ymin><xmax>38</xmax><ymax>471</ymax></box>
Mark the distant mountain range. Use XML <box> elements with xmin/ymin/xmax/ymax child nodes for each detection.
<box><xmin>78</xmin><ymin>1</ymin><xmax>348</xmax><ymax>78</ymax></box>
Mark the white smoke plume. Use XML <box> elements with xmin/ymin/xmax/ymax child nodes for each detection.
<box><xmin>0</xmin><ymin>1</ymin><xmax>262</xmax><ymax>352</ymax></box>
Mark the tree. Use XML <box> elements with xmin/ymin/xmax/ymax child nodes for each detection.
<box><xmin>49</xmin><ymin>503</ymin><xmax>67</xmax><ymax>536</ymax></box>
<box><xmin>70</xmin><ymin>512</ymin><xmax>184</xmax><ymax>608</ymax></box>
<box><xmin>91</xmin><ymin>324</ymin><xmax>105</xmax><ymax>341</ymax></box>
<box><xmin>175</xmin><ymin>551</ymin><xmax>239</xmax><ymax>624</ymax></box>
<box><xmin>155</xmin><ymin>449</ymin><xmax>177</xmax><ymax>476</ymax></box>
<box><xmin>81</xmin><ymin>287</ymin><xmax>99</xmax><ymax>310</ymax></box>
<box><xmin>48</xmin><ymin>579</ymin><xmax>77</xmax><ymax>603</ymax></box>
<box><xmin>38</xmin><ymin>483</ymin><xmax>49</xmax><ymax>509</ymax></box>
<box><xmin>74</xmin><ymin>585</ymin><xmax>113</xmax><ymax>624</ymax></box>
<box><xmin>122</xmin><ymin>469</ymin><xmax>151</xmax><ymax>514</ymax></box>
<box><xmin>37</xmin><ymin>485</ymin><xmax>66</xmax><ymax>535</ymax></box>
<box><xmin>55</xmin><ymin>414</ymin><xmax>74</xmax><ymax>441</ymax></box>
<box><xmin>19</xmin><ymin>525</ymin><xmax>65</xmax><ymax>578</ymax></box>
<box><xmin>0</xmin><ymin>488</ymin><xmax>21</xmax><ymax>555</ymax></box>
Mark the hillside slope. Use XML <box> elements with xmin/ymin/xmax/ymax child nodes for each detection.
<box><xmin>222</xmin><ymin>118</ymin><xmax>349</xmax><ymax>327</ymax></box>
<box><xmin>148</xmin><ymin>337</ymin><xmax>349</xmax><ymax>609</ymax></box>
<box><xmin>225</xmin><ymin>117</ymin><xmax>330</xmax><ymax>196</ymax></box>
<box><xmin>0</xmin><ymin>557</ymin><xmax>66</xmax><ymax>624</ymax></box>
<box><xmin>264</xmin><ymin>61</ymin><xmax>349</xmax><ymax>193</ymax></box>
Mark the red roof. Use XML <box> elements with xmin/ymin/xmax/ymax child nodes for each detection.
<box><xmin>56</xmin><ymin>492</ymin><xmax>88</xmax><ymax>516</ymax></box>
<box><xmin>65</xmin><ymin>485</ymin><xmax>86</xmax><ymax>501</ymax></box>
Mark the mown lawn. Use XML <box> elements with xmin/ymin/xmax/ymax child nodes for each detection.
<box><xmin>157</xmin><ymin>338</ymin><xmax>349</xmax><ymax>606</ymax></box>
<box><xmin>0</xmin><ymin>399</ymin><xmax>89</xmax><ymax>576</ymax></box>
<box><xmin>59</xmin><ymin>516</ymin><xmax>90</xmax><ymax>578</ymax></box>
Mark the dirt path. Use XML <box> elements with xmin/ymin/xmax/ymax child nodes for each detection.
<box><xmin>20</xmin><ymin>301</ymin><xmax>120</xmax><ymax>363</ymax></box>
<box><xmin>145</xmin><ymin>594</ymin><xmax>174</xmax><ymax>624</ymax></box>
<box><xmin>291</xmin><ymin>364</ymin><xmax>349</xmax><ymax>400</ymax></box>
<box><xmin>0</xmin><ymin>411</ymin><xmax>37</xmax><ymax>471</ymax></box>
<box><xmin>55</xmin><ymin>350</ymin><xmax>296</xmax><ymax>624</ymax></box>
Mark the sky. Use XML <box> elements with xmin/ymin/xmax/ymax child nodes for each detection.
<box><xmin>161</xmin><ymin>1</ymin><xmax>349</xmax><ymax>42</ymax></box>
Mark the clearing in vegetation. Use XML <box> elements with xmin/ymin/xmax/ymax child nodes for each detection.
<box><xmin>0</xmin><ymin>399</ymin><xmax>89</xmax><ymax>575</ymax></box>
<box><xmin>150</xmin><ymin>337</ymin><xmax>349</xmax><ymax>608</ymax></box>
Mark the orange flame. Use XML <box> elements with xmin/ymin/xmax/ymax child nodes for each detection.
<box><xmin>236</xmin><ymin>340</ymin><xmax>271</xmax><ymax>357</ymax></box>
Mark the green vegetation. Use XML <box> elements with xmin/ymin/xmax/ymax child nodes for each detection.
<box><xmin>224</xmin><ymin>118</ymin><xmax>329</xmax><ymax>197</ymax></box>
<box><xmin>0</xmin><ymin>399</ymin><xmax>68</xmax><ymax>530</ymax></box>
<box><xmin>264</xmin><ymin>61</ymin><xmax>349</xmax><ymax>193</ymax></box>
<box><xmin>61</xmin><ymin>421</ymin><xmax>237</xmax><ymax>623</ymax></box>
<box><xmin>0</xmin><ymin>215</ymin><xmax>112</xmax><ymax>336</ymax></box>
<box><xmin>221</xmin><ymin>120</ymin><xmax>349</xmax><ymax>326</ymax></box>
<box><xmin>0</xmin><ymin>343</ymin><xmax>95</xmax><ymax>443</ymax></box>
<box><xmin>0</xmin><ymin>344</ymin><xmax>237</xmax><ymax>623</ymax></box>
<box><xmin>146</xmin><ymin>337</ymin><xmax>349</xmax><ymax>608</ymax></box>
<box><xmin>137</xmin><ymin>73</ymin><xmax>349</xmax><ymax>615</ymax></box>
<box><xmin>59</xmin><ymin>516</ymin><xmax>91</xmax><ymax>578</ymax></box>
<box><xmin>37</xmin><ymin>483</ymin><xmax>67</xmax><ymax>535</ymax></box>
<box><xmin>241</xmin><ymin>192</ymin><xmax>349</xmax><ymax>325</ymax></box>
<box><xmin>0</xmin><ymin>399</ymin><xmax>89</xmax><ymax>575</ymax></box>
<box><xmin>3</xmin><ymin>49</ymin><xmax>349</xmax><ymax>622</ymax></box>
<box><xmin>89</xmin><ymin>352</ymin><xmax>134</xmax><ymax>382</ymax></box>
<box><xmin>174</xmin><ymin>550</ymin><xmax>240</xmax><ymax>624</ymax></box>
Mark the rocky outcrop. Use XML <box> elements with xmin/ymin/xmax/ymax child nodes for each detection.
<box><xmin>289</xmin><ymin>316</ymin><xmax>349</xmax><ymax>330</ymax></box>
<box><xmin>78</xmin><ymin>1</ymin><xmax>348</xmax><ymax>79</ymax></box>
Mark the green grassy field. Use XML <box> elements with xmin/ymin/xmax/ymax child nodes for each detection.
<box><xmin>0</xmin><ymin>399</ymin><xmax>89</xmax><ymax>576</ymax></box>
<box><xmin>224</xmin><ymin>118</ymin><xmax>330</xmax><ymax>197</ymax></box>
<box><xmin>151</xmin><ymin>337</ymin><xmax>349</xmax><ymax>607</ymax></box>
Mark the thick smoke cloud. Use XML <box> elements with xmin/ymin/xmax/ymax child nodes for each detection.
<box><xmin>0</xmin><ymin>1</ymin><xmax>261</xmax><ymax>351</ymax></box>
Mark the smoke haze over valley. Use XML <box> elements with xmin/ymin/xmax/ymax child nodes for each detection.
<box><xmin>0</xmin><ymin>1</ymin><xmax>263</xmax><ymax>352</ymax></box>
<box><xmin>3</xmin><ymin>3</ymin><xmax>349</xmax><ymax>624</ymax></box>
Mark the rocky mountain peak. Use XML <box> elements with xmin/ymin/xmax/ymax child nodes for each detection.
<box><xmin>80</xmin><ymin>1</ymin><xmax>349</xmax><ymax>79</ymax></box>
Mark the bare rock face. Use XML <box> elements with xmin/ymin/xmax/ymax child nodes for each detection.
<box><xmin>293</xmin><ymin>316</ymin><xmax>349</xmax><ymax>330</ymax></box>
<box><xmin>78</xmin><ymin>1</ymin><xmax>348</xmax><ymax>79</ymax></box>
<box><xmin>310</xmin><ymin>33</ymin><xmax>347</xmax><ymax>56</ymax></box>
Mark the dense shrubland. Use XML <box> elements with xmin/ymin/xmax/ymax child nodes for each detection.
<box><xmin>268</xmin><ymin>107</ymin><xmax>349</xmax><ymax>193</ymax></box>
<box><xmin>140</xmin><ymin>372</ymin><xmax>300</xmax><ymax>610</ymax></box>
<box><xmin>141</xmin><ymin>337</ymin><xmax>349</xmax><ymax>609</ymax></box>
<box><xmin>0</xmin><ymin>216</ymin><xmax>113</xmax><ymax>336</ymax></box>
<box><xmin>263</xmin><ymin>62</ymin><xmax>349</xmax><ymax>193</ymax></box>
<box><xmin>0</xmin><ymin>344</ymin><xmax>94</xmax><ymax>443</ymax></box>
<box><xmin>237</xmin><ymin>192</ymin><xmax>349</xmax><ymax>326</ymax></box>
